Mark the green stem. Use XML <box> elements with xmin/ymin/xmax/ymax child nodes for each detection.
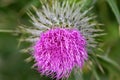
<box><xmin>119</xmin><ymin>25</ymin><xmax>120</xmax><ymax>36</ymax></box>
<box><xmin>106</xmin><ymin>0</ymin><xmax>120</xmax><ymax>36</ymax></box>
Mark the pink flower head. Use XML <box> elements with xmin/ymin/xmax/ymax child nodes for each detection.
<box><xmin>34</xmin><ymin>28</ymin><xmax>87</xmax><ymax>79</ymax></box>
<box><xmin>19</xmin><ymin>0</ymin><xmax>103</xmax><ymax>80</ymax></box>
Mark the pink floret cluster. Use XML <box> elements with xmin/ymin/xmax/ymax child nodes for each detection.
<box><xmin>33</xmin><ymin>28</ymin><xmax>87</xmax><ymax>80</ymax></box>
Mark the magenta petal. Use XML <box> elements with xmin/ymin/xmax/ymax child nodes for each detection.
<box><xmin>33</xmin><ymin>28</ymin><xmax>88</xmax><ymax>79</ymax></box>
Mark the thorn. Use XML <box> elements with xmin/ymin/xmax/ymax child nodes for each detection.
<box><xmin>0</xmin><ymin>30</ymin><xmax>18</xmax><ymax>33</ymax></box>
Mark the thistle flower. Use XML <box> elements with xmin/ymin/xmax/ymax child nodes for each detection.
<box><xmin>19</xmin><ymin>0</ymin><xmax>103</xmax><ymax>80</ymax></box>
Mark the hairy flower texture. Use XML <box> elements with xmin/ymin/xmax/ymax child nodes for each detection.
<box><xmin>19</xmin><ymin>0</ymin><xmax>103</xmax><ymax>80</ymax></box>
<box><xmin>34</xmin><ymin>28</ymin><xmax>87</xmax><ymax>79</ymax></box>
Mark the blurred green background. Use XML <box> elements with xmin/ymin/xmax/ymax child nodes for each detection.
<box><xmin>0</xmin><ymin>0</ymin><xmax>120</xmax><ymax>80</ymax></box>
